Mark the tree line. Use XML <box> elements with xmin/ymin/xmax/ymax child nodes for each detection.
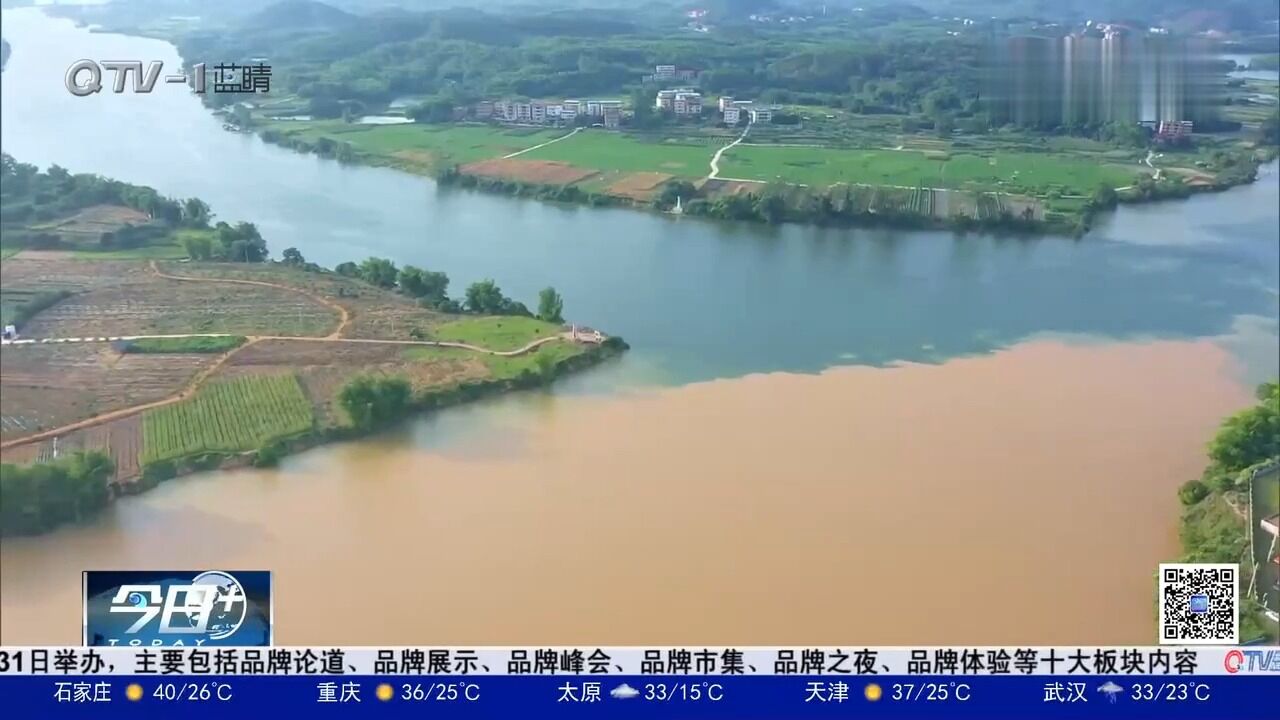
<box><xmin>0</xmin><ymin>451</ymin><xmax>114</xmax><ymax>537</ymax></box>
<box><xmin>282</xmin><ymin>247</ymin><xmax>565</xmax><ymax>323</ymax></box>
<box><xmin>0</xmin><ymin>154</ymin><xmax>268</xmax><ymax>261</ymax></box>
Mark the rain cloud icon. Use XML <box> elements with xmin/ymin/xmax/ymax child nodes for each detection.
<box><xmin>610</xmin><ymin>683</ymin><xmax>640</xmax><ymax>700</ymax></box>
<box><xmin>1097</xmin><ymin>681</ymin><xmax>1124</xmax><ymax>703</ymax></box>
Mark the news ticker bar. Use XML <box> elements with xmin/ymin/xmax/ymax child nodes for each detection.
<box><xmin>2</xmin><ymin>647</ymin><xmax>1277</xmax><ymax>676</ymax></box>
<box><xmin>3</xmin><ymin>675</ymin><xmax>1278</xmax><ymax>719</ymax></box>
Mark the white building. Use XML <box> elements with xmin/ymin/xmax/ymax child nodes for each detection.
<box><xmin>655</xmin><ymin>89</ymin><xmax>676</xmax><ymax>111</ymax></box>
<box><xmin>674</xmin><ymin>91</ymin><xmax>702</xmax><ymax>115</ymax></box>
<box><xmin>749</xmin><ymin>107</ymin><xmax>772</xmax><ymax>123</ymax></box>
<box><xmin>530</xmin><ymin>101</ymin><xmax>546</xmax><ymax>124</ymax></box>
<box><xmin>560</xmin><ymin>99</ymin><xmax>580</xmax><ymax>122</ymax></box>
<box><xmin>600</xmin><ymin>101</ymin><xmax>622</xmax><ymax>128</ymax></box>
<box><xmin>718</xmin><ymin>96</ymin><xmax>735</xmax><ymax>112</ymax></box>
<box><xmin>586</xmin><ymin>100</ymin><xmax>603</xmax><ymax>116</ymax></box>
<box><xmin>723</xmin><ymin>106</ymin><xmax>741</xmax><ymax>125</ymax></box>
<box><xmin>654</xmin><ymin>64</ymin><xmax>676</xmax><ymax>80</ymax></box>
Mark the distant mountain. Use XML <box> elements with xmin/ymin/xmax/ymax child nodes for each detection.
<box><xmin>244</xmin><ymin>0</ymin><xmax>359</xmax><ymax>29</ymax></box>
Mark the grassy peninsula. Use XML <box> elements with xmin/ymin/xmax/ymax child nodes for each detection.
<box><xmin>0</xmin><ymin>159</ymin><xmax>627</xmax><ymax>537</ymax></box>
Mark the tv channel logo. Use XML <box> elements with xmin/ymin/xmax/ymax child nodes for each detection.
<box><xmin>83</xmin><ymin>570</ymin><xmax>272</xmax><ymax>646</ymax></box>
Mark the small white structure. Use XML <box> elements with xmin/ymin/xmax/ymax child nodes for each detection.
<box><xmin>2</xmin><ymin>324</ymin><xmax>17</xmax><ymax>340</ymax></box>
<box><xmin>570</xmin><ymin>325</ymin><xmax>605</xmax><ymax>344</ymax></box>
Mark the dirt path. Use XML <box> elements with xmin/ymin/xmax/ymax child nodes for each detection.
<box><xmin>0</xmin><ymin>337</ymin><xmax>259</xmax><ymax>451</ymax></box>
<box><xmin>707</xmin><ymin>122</ymin><xmax>752</xmax><ymax>180</ymax></box>
<box><xmin>0</xmin><ymin>331</ymin><xmax>573</xmax><ymax>451</ymax></box>
<box><xmin>148</xmin><ymin>261</ymin><xmax>352</xmax><ymax>339</ymax></box>
<box><xmin>502</xmin><ymin>127</ymin><xmax>583</xmax><ymax>159</ymax></box>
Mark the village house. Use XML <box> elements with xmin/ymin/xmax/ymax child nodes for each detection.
<box><xmin>673</xmin><ymin>90</ymin><xmax>702</xmax><ymax>116</ymax></box>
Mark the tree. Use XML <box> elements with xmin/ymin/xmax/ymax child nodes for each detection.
<box><xmin>398</xmin><ymin>265</ymin><xmax>449</xmax><ymax>303</ymax></box>
<box><xmin>1090</xmin><ymin>184</ymin><xmax>1118</xmax><ymax>209</ymax></box>
<box><xmin>464</xmin><ymin>279</ymin><xmax>506</xmax><ymax>314</ymax></box>
<box><xmin>281</xmin><ymin>247</ymin><xmax>306</xmax><ymax>266</ymax></box>
<box><xmin>181</xmin><ymin>198</ymin><xmax>212</xmax><ymax>227</ymax></box>
<box><xmin>335</xmin><ymin>261</ymin><xmax>359</xmax><ymax>277</ymax></box>
<box><xmin>537</xmin><ymin>287</ymin><xmax>564</xmax><ymax>324</ymax></box>
<box><xmin>1208</xmin><ymin>382</ymin><xmax>1279</xmax><ymax>473</ymax></box>
<box><xmin>181</xmin><ymin>232</ymin><xmax>215</xmax><ymax>260</ymax></box>
<box><xmin>534</xmin><ymin>350</ymin><xmax>557</xmax><ymax>382</ymax></box>
<box><xmin>338</xmin><ymin>375</ymin><xmax>412</xmax><ymax>431</ymax></box>
<box><xmin>214</xmin><ymin>221</ymin><xmax>267</xmax><ymax>262</ymax></box>
<box><xmin>1261</xmin><ymin>110</ymin><xmax>1280</xmax><ymax>145</ymax></box>
<box><xmin>359</xmin><ymin>257</ymin><xmax>399</xmax><ymax>288</ymax></box>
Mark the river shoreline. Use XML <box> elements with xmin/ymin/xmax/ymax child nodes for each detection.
<box><xmin>3</xmin><ymin>333</ymin><xmax>630</xmax><ymax>537</ymax></box>
<box><xmin>243</xmin><ymin>117</ymin><xmax>1275</xmax><ymax>238</ymax></box>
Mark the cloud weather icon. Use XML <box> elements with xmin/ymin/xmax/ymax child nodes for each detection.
<box><xmin>1097</xmin><ymin>681</ymin><xmax>1124</xmax><ymax>703</ymax></box>
<box><xmin>610</xmin><ymin>683</ymin><xmax>640</xmax><ymax>700</ymax></box>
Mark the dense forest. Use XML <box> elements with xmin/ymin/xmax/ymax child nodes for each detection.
<box><xmin>0</xmin><ymin>451</ymin><xmax>114</xmax><ymax>537</ymax></box>
<box><xmin>0</xmin><ymin>154</ymin><xmax>268</xmax><ymax>261</ymax></box>
<box><xmin>177</xmin><ymin>1</ymin><xmax>983</xmax><ymax>124</ymax></box>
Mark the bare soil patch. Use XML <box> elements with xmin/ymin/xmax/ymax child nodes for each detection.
<box><xmin>32</xmin><ymin>204</ymin><xmax>150</xmax><ymax>238</ymax></box>
<box><xmin>461</xmin><ymin>158</ymin><xmax>596</xmax><ymax>185</ymax></box>
<box><xmin>699</xmin><ymin>179</ymin><xmax>762</xmax><ymax>198</ymax></box>
<box><xmin>0</xmin><ymin>344</ymin><xmax>214</xmax><ymax>440</ymax></box>
<box><xmin>159</xmin><ymin>262</ymin><xmax>453</xmax><ymax>340</ymax></box>
<box><xmin>21</xmin><ymin>274</ymin><xmax>339</xmax><ymax>338</ymax></box>
<box><xmin>0</xmin><ymin>416</ymin><xmax>143</xmax><ymax>483</ymax></box>
<box><xmin>222</xmin><ymin>339</ymin><xmax>488</xmax><ymax>427</ymax></box>
<box><xmin>606</xmin><ymin>172</ymin><xmax>673</xmax><ymax>201</ymax></box>
<box><xmin>1</xmin><ymin>256</ymin><xmax>147</xmax><ymax>293</ymax></box>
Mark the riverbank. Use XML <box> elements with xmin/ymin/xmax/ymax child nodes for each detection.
<box><xmin>2</xmin><ymin>337</ymin><xmax>1256</xmax><ymax>645</ymax></box>
<box><xmin>0</xmin><ymin>243</ymin><xmax>629</xmax><ymax>537</ymax></box>
<box><xmin>1175</xmin><ymin>382</ymin><xmax>1280</xmax><ymax>642</ymax></box>
<box><xmin>249</xmin><ymin>115</ymin><xmax>1275</xmax><ymax>237</ymax></box>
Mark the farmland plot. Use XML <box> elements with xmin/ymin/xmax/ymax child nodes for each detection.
<box><xmin>22</xmin><ymin>277</ymin><xmax>339</xmax><ymax>338</ymax></box>
<box><xmin>1</xmin><ymin>344</ymin><xmax>214</xmax><ymax>439</ymax></box>
<box><xmin>155</xmin><ymin>262</ymin><xmax>452</xmax><ymax>340</ymax></box>
<box><xmin>141</xmin><ymin>373</ymin><xmax>314</xmax><ymax>464</ymax></box>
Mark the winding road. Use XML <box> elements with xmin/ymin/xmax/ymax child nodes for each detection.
<box><xmin>502</xmin><ymin>127</ymin><xmax>583</xmax><ymax>159</ymax></box>
<box><xmin>707</xmin><ymin>121</ymin><xmax>753</xmax><ymax>180</ymax></box>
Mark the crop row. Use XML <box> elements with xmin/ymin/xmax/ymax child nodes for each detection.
<box><xmin>141</xmin><ymin>374</ymin><xmax>313</xmax><ymax>465</ymax></box>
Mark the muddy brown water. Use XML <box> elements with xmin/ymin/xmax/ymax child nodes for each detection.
<box><xmin>0</xmin><ymin>339</ymin><xmax>1254</xmax><ymax>645</ymax></box>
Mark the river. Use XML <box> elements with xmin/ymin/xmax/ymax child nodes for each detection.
<box><xmin>1</xmin><ymin>8</ymin><xmax>1277</xmax><ymax>644</ymax></box>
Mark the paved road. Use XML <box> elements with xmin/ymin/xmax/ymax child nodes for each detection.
<box><xmin>502</xmin><ymin>127</ymin><xmax>583</xmax><ymax>159</ymax></box>
<box><xmin>707</xmin><ymin>122</ymin><xmax>752</xmax><ymax>180</ymax></box>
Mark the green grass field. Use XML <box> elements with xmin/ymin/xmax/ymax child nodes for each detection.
<box><xmin>403</xmin><ymin>339</ymin><xmax>584</xmax><ymax>380</ymax></box>
<box><xmin>123</xmin><ymin>336</ymin><xmax>246</xmax><ymax>354</ymax></box>
<box><xmin>720</xmin><ymin>146</ymin><xmax>1140</xmax><ymax>195</ymax></box>
<box><xmin>520</xmin><ymin>131</ymin><xmax>714</xmax><ymax>177</ymax></box>
<box><xmin>263</xmin><ymin>121</ymin><xmax>563</xmax><ymax>167</ymax></box>
<box><xmin>69</xmin><ymin>242</ymin><xmax>188</xmax><ymax>260</ymax></box>
<box><xmin>480</xmin><ymin>340</ymin><xmax>582</xmax><ymax>378</ymax></box>
<box><xmin>141</xmin><ymin>374</ymin><xmax>313</xmax><ymax>464</ymax></box>
<box><xmin>432</xmin><ymin>316</ymin><xmax>563</xmax><ymax>352</ymax></box>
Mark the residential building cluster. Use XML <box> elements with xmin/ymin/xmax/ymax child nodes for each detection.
<box><xmin>655</xmin><ymin>89</ymin><xmax>703</xmax><ymax>116</ymax></box>
<box><xmin>983</xmin><ymin>24</ymin><xmax>1217</xmax><ymax>130</ymax></box>
<box><xmin>643</xmin><ymin>64</ymin><xmax>700</xmax><ymax>84</ymax></box>
<box><xmin>718</xmin><ymin>97</ymin><xmax>773</xmax><ymax>125</ymax></box>
<box><xmin>475</xmin><ymin>98</ymin><xmax>624</xmax><ymax>129</ymax></box>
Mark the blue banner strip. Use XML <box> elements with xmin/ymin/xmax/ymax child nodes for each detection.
<box><xmin>2</xmin><ymin>675</ymin><xmax>1275</xmax><ymax>718</ymax></box>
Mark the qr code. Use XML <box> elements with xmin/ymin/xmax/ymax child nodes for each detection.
<box><xmin>1158</xmin><ymin>563</ymin><xmax>1238</xmax><ymax>645</ymax></box>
